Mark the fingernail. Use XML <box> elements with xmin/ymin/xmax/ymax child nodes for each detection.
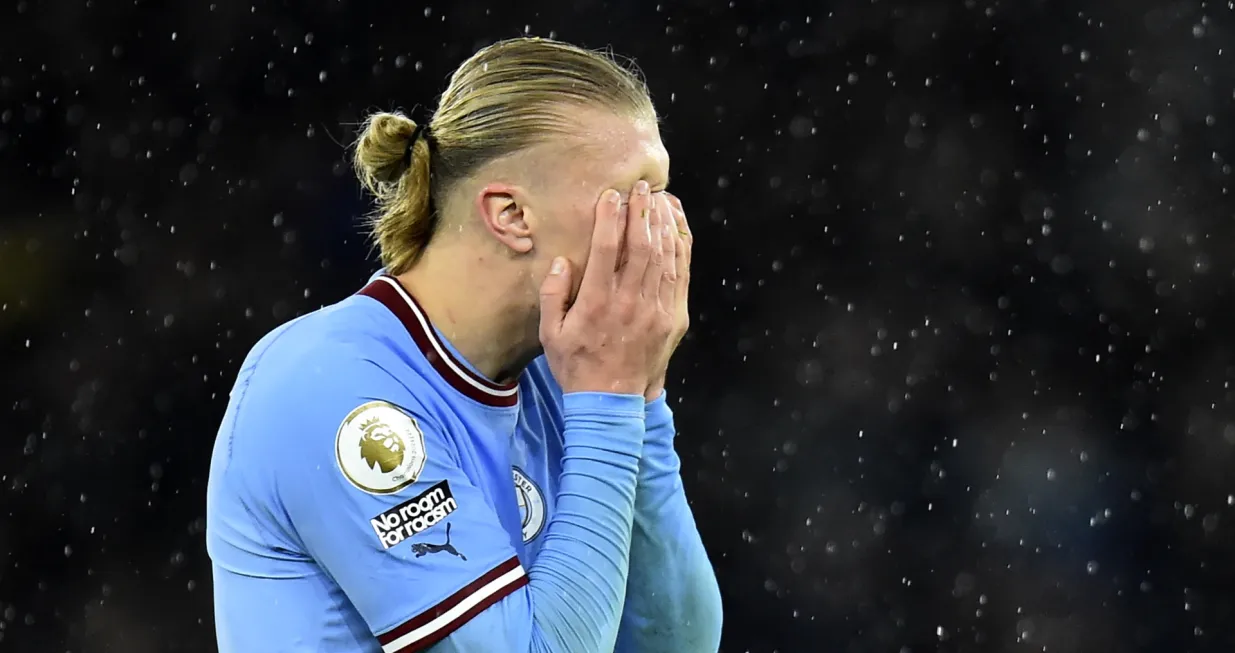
<box><xmin>635</xmin><ymin>180</ymin><xmax>649</xmax><ymax>195</ymax></box>
<box><xmin>550</xmin><ymin>257</ymin><xmax>564</xmax><ymax>275</ymax></box>
<box><xmin>603</xmin><ymin>189</ymin><xmax>620</xmax><ymax>205</ymax></box>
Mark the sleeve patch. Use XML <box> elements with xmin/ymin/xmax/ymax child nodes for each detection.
<box><xmin>336</xmin><ymin>401</ymin><xmax>428</xmax><ymax>495</ymax></box>
<box><xmin>370</xmin><ymin>481</ymin><xmax>459</xmax><ymax>550</ymax></box>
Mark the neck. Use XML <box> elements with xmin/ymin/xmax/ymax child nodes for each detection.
<box><xmin>396</xmin><ymin>241</ymin><xmax>541</xmax><ymax>384</ymax></box>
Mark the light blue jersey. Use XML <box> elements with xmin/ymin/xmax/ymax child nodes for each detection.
<box><xmin>206</xmin><ymin>274</ymin><xmax>722</xmax><ymax>652</ymax></box>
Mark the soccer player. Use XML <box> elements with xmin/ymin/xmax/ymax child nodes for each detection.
<box><xmin>206</xmin><ymin>37</ymin><xmax>722</xmax><ymax>653</ymax></box>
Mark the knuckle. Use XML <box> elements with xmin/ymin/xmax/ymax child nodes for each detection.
<box><xmin>570</xmin><ymin>299</ymin><xmax>593</xmax><ymax>319</ymax></box>
<box><xmin>615</xmin><ymin>295</ymin><xmax>637</xmax><ymax>318</ymax></box>
<box><xmin>584</xmin><ymin>301</ymin><xmax>607</xmax><ymax>320</ymax></box>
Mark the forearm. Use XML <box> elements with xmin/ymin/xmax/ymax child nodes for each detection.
<box><xmin>432</xmin><ymin>392</ymin><xmax>646</xmax><ymax>653</ymax></box>
<box><xmin>525</xmin><ymin>392</ymin><xmax>645</xmax><ymax>652</ymax></box>
<box><xmin>615</xmin><ymin>394</ymin><xmax>723</xmax><ymax>653</ymax></box>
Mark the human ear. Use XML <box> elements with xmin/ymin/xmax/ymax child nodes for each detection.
<box><xmin>476</xmin><ymin>183</ymin><xmax>534</xmax><ymax>254</ymax></box>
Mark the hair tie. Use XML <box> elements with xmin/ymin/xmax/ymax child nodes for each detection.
<box><xmin>402</xmin><ymin>123</ymin><xmax>430</xmax><ymax>169</ymax></box>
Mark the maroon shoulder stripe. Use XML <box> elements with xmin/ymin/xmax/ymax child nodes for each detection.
<box><xmin>377</xmin><ymin>556</ymin><xmax>529</xmax><ymax>652</ymax></box>
<box><xmin>358</xmin><ymin>276</ymin><xmax>519</xmax><ymax>408</ymax></box>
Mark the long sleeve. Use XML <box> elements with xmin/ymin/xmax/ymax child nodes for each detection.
<box><xmin>614</xmin><ymin>393</ymin><xmax>723</xmax><ymax>652</ymax></box>
<box><xmin>430</xmin><ymin>392</ymin><xmax>648</xmax><ymax>653</ymax></box>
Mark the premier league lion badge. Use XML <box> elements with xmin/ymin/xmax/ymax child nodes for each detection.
<box><xmin>336</xmin><ymin>401</ymin><xmax>427</xmax><ymax>494</ymax></box>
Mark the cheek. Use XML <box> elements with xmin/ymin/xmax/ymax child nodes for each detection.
<box><xmin>542</xmin><ymin>191</ymin><xmax>602</xmax><ymax>262</ymax></box>
<box><xmin>563</xmin><ymin>201</ymin><xmax>597</xmax><ymax>296</ymax></box>
<box><xmin>564</xmin><ymin>200</ymin><xmax>597</xmax><ymax>256</ymax></box>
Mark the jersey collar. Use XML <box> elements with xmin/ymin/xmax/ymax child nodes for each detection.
<box><xmin>358</xmin><ymin>275</ymin><xmax>519</xmax><ymax>408</ymax></box>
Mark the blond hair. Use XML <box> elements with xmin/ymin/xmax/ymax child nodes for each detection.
<box><xmin>352</xmin><ymin>37</ymin><xmax>655</xmax><ymax>274</ymax></box>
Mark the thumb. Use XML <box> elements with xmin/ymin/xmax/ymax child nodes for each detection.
<box><xmin>538</xmin><ymin>257</ymin><xmax>571</xmax><ymax>341</ymax></box>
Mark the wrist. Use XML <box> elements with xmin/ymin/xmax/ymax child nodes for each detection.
<box><xmin>562</xmin><ymin>392</ymin><xmax>648</xmax><ymax>422</ymax></box>
<box><xmin>644</xmin><ymin>392</ymin><xmax>676</xmax><ymax>443</ymax></box>
<box><xmin>644</xmin><ymin>377</ymin><xmax>666</xmax><ymax>403</ymax></box>
<box><xmin>561</xmin><ymin>373</ymin><xmax>649</xmax><ymax>396</ymax></box>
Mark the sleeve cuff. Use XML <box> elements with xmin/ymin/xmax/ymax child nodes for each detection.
<box><xmin>562</xmin><ymin>391</ymin><xmax>647</xmax><ymax>417</ymax></box>
<box><xmin>643</xmin><ymin>392</ymin><xmax>675</xmax><ymax>433</ymax></box>
<box><xmin>562</xmin><ymin>392</ymin><xmax>646</xmax><ymax>460</ymax></box>
<box><xmin>376</xmin><ymin>556</ymin><xmax>528</xmax><ymax>653</ymax></box>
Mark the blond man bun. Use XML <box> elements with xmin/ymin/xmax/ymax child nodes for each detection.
<box><xmin>352</xmin><ymin>37</ymin><xmax>654</xmax><ymax>274</ymax></box>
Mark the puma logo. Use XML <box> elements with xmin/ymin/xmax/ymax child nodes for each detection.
<box><xmin>410</xmin><ymin>522</ymin><xmax>467</xmax><ymax>561</ymax></box>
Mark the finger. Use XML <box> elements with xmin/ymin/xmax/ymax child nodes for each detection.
<box><xmin>578</xmin><ymin>189</ymin><xmax>625</xmax><ymax>297</ymax></box>
<box><xmin>672</xmin><ymin>202</ymin><xmax>691</xmax><ymax>328</ymax></box>
<box><xmin>668</xmin><ymin>194</ymin><xmax>692</xmax><ymax>268</ymax></box>
<box><xmin>642</xmin><ymin>193</ymin><xmax>669</xmax><ymax>299</ymax></box>
<box><xmin>654</xmin><ymin>195</ymin><xmax>678</xmax><ymax>308</ymax></box>
<box><xmin>666</xmin><ymin>191</ymin><xmax>684</xmax><ymax>214</ymax></box>
<box><xmin>618</xmin><ymin>180</ymin><xmax>654</xmax><ymax>295</ymax></box>
<box><xmin>538</xmin><ymin>257</ymin><xmax>572</xmax><ymax>343</ymax></box>
<box><xmin>675</xmin><ymin>227</ymin><xmax>690</xmax><ymax>314</ymax></box>
<box><xmin>669</xmin><ymin>211</ymin><xmax>689</xmax><ymax>293</ymax></box>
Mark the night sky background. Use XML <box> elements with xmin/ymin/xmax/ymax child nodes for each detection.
<box><xmin>5</xmin><ymin>0</ymin><xmax>1235</xmax><ymax>651</ymax></box>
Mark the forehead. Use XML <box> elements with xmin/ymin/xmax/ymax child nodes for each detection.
<box><xmin>544</xmin><ymin>108</ymin><xmax>669</xmax><ymax>190</ymax></box>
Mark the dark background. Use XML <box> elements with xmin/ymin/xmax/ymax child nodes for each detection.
<box><xmin>4</xmin><ymin>0</ymin><xmax>1235</xmax><ymax>651</ymax></box>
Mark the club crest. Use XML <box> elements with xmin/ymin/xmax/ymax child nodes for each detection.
<box><xmin>513</xmin><ymin>466</ymin><xmax>546</xmax><ymax>543</ymax></box>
